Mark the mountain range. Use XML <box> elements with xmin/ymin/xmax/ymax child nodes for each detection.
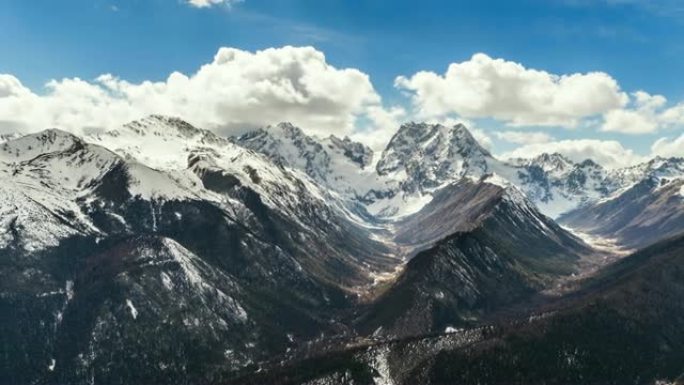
<box><xmin>1</xmin><ymin>115</ymin><xmax>683</xmax><ymax>385</ymax></box>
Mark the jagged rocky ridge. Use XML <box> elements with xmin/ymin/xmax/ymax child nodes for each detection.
<box><xmin>1</xmin><ymin>115</ymin><xmax>683</xmax><ymax>385</ymax></box>
<box><xmin>237</xmin><ymin>121</ymin><xmax>684</xmax><ymax>222</ymax></box>
<box><xmin>236</xmin><ymin>120</ymin><xmax>684</xmax><ymax>250</ymax></box>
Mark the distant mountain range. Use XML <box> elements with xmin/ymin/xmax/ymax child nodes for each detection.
<box><xmin>237</xmin><ymin>119</ymin><xmax>684</xmax><ymax>224</ymax></box>
<box><xmin>1</xmin><ymin>115</ymin><xmax>682</xmax><ymax>385</ymax></box>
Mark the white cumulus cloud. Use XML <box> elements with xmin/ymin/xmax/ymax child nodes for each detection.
<box><xmin>395</xmin><ymin>53</ymin><xmax>627</xmax><ymax>128</ymax></box>
<box><xmin>651</xmin><ymin>134</ymin><xmax>684</xmax><ymax>158</ymax></box>
<box><xmin>0</xmin><ymin>46</ymin><xmax>401</xmax><ymax>141</ymax></box>
<box><xmin>602</xmin><ymin>109</ymin><xmax>658</xmax><ymax>134</ymax></box>
<box><xmin>601</xmin><ymin>91</ymin><xmax>684</xmax><ymax>134</ymax></box>
<box><xmin>501</xmin><ymin>139</ymin><xmax>645</xmax><ymax>169</ymax></box>
<box><xmin>186</xmin><ymin>0</ymin><xmax>240</xmax><ymax>8</ymax></box>
<box><xmin>601</xmin><ymin>91</ymin><xmax>665</xmax><ymax>134</ymax></box>
<box><xmin>494</xmin><ymin>130</ymin><xmax>554</xmax><ymax>144</ymax></box>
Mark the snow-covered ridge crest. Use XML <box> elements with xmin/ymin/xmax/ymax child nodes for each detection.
<box><xmin>90</xmin><ymin>115</ymin><xmax>377</xmax><ymax>235</ymax></box>
<box><xmin>509</xmin><ymin>152</ymin><xmax>574</xmax><ymax>173</ymax></box>
<box><xmin>0</xmin><ymin>123</ymin><xmax>258</xmax><ymax>252</ymax></box>
<box><xmin>237</xmin><ymin>121</ymin><xmax>374</xmax><ymax>171</ymax></box>
<box><xmin>235</xmin><ymin>121</ymin><xmax>383</xmax><ymax>203</ymax></box>
<box><xmin>0</xmin><ymin>128</ymin><xmax>85</xmax><ymax>163</ymax></box>
<box><xmin>236</xmin><ymin>122</ymin><xmax>333</xmax><ymax>182</ymax></box>
<box><xmin>121</xmin><ymin>115</ymin><xmax>213</xmax><ymax>138</ymax></box>
<box><xmin>88</xmin><ymin>115</ymin><xmax>230</xmax><ymax>170</ymax></box>
<box><xmin>232</xmin><ymin>118</ymin><xmax>684</xmax><ymax>220</ymax></box>
<box><xmin>5</xmin><ymin>116</ymin><xmax>683</xmax><ymax>229</ymax></box>
<box><xmin>0</xmin><ymin>129</ymin><xmax>116</xmax><ymax>251</ymax></box>
<box><xmin>510</xmin><ymin>153</ymin><xmax>684</xmax><ymax>218</ymax></box>
<box><xmin>88</xmin><ymin>115</ymin><xmax>334</xmax><ymax>205</ymax></box>
<box><xmin>609</xmin><ymin>156</ymin><xmax>684</xmax><ymax>187</ymax></box>
<box><xmin>235</xmin><ymin>120</ymin><xmax>502</xmax><ymax>219</ymax></box>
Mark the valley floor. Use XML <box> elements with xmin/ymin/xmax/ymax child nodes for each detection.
<box><xmin>544</xmin><ymin>226</ymin><xmax>634</xmax><ymax>295</ymax></box>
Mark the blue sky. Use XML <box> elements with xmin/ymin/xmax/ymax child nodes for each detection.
<box><xmin>0</xmin><ymin>0</ymin><xmax>683</xmax><ymax>165</ymax></box>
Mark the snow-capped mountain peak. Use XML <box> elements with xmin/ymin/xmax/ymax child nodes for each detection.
<box><xmin>84</xmin><ymin>116</ymin><xmax>679</xmax><ymax>222</ymax></box>
<box><xmin>325</xmin><ymin>135</ymin><xmax>374</xmax><ymax>169</ymax></box>
<box><xmin>236</xmin><ymin>122</ymin><xmax>332</xmax><ymax>181</ymax></box>
<box><xmin>529</xmin><ymin>153</ymin><xmax>574</xmax><ymax>173</ymax></box>
<box><xmin>87</xmin><ymin>115</ymin><xmax>232</xmax><ymax>170</ymax></box>
<box><xmin>236</xmin><ymin>121</ymin><xmax>500</xmax><ymax>219</ymax></box>
<box><xmin>501</xmin><ymin>152</ymin><xmax>611</xmax><ymax>218</ymax></box>
<box><xmin>119</xmin><ymin>115</ymin><xmax>210</xmax><ymax>139</ymax></box>
<box><xmin>0</xmin><ymin>128</ymin><xmax>84</xmax><ymax>163</ymax></box>
<box><xmin>645</xmin><ymin>156</ymin><xmax>684</xmax><ymax>177</ymax></box>
<box><xmin>375</xmin><ymin>122</ymin><xmax>492</xmax><ymax>194</ymax></box>
<box><xmin>604</xmin><ymin>156</ymin><xmax>684</xmax><ymax>192</ymax></box>
<box><xmin>235</xmin><ymin>122</ymin><xmax>385</xmax><ymax>203</ymax></box>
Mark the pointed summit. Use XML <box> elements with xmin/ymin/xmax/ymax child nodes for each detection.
<box><xmin>528</xmin><ymin>152</ymin><xmax>574</xmax><ymax>173</ymax></box>
<box><xmin>379</xmin><ymin>123</ymin><xmax>490</xmax><ymax>169</ymax></box>
<box><xmin>376</xmin><ymin>122</ymin><xmax>493</xmax><ymax>194</ymax></box>
<box><xmin>236</xmin><ymin>122</ymin><xmax>331</xmax><ymax>179</ymax></box>
<box><xmin>271</xmin><ymin>121</ymin><xmax>307</xmax><ymax>137</ymax></box>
